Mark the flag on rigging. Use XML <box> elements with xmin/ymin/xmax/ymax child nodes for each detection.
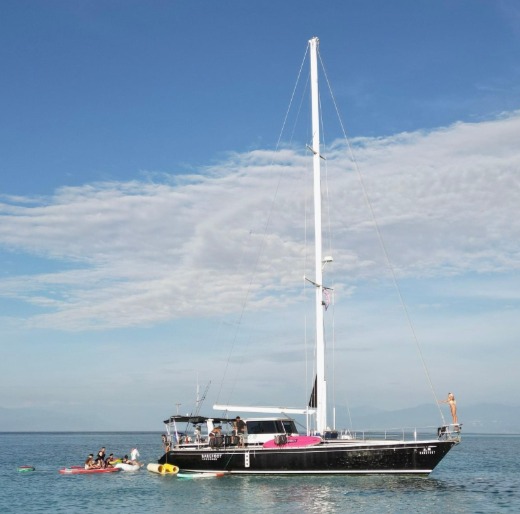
<box><xmin>323</xmin><ymin>288</ymin><xmax>331</xmax><ymax>310</ymax></box>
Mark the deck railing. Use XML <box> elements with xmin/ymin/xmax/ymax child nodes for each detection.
<box><xmin>331</xmin><ymin>424</ymin><xmax>461</xmax><ymax>443</ymax></box>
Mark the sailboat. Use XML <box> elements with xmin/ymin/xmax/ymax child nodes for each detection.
<box><xmin>158</xmin><ymin>37</ymin><xmax>461</xmax><ymax>475</ymax></box>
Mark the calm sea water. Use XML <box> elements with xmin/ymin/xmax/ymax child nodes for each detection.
<box><xmin>0</xmin><ymin>432</ymin><xmax>518</xmax><ymax>513</ymax></box>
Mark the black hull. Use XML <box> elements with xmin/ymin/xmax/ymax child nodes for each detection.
<box><xmin>158</xmin><ymin>439</ymin><xmax>457</xmax><ymax>475</ymax></box>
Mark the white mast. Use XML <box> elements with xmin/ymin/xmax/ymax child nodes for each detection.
<box><xmin>309</xmin><ymin>36</ymin><xmax>327</xmax><ymax>434</ymax></box>
<box><xmin>213</xmin><ymin>38</ymin><xmax>328</xmax><ymax>433</ymax></box>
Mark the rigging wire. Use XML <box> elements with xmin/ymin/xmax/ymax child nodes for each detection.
<box><xmin>303</xmin><ymin>161</ymin><xmax>312</xmax><ymax>429</ymax></box>
<box><xmin>318</xmin><ymin>51</ymin><xmax>446</xmax><ymax>424</ymax></box>
<box><xmin>215</xmin><ymin>43</ymin><xmax>311</xmax><ymax>408</ymax></box>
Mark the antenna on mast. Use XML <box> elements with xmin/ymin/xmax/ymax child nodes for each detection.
<box><xmin>194</xmin><ymin>381</ymin><xmax>211</xmax><ymax>417</ymax></box>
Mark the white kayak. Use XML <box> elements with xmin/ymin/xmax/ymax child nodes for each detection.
<box><xmin>115</xmin><ymin>463</ymin><xmax>141</xmax><ymax>471</ymax></box>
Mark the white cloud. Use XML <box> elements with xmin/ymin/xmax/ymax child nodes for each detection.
<box><xmin>0</xmin><ymin>112</ymin><xmax>519</xmax><ymax>331</ymax></box>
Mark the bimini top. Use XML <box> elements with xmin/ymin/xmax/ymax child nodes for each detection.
<box><xmin>163</xmin><ymin>415</ymin><xmax>236</xmax><ymax>425</ymax></box>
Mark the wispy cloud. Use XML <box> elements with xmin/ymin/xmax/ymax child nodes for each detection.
<box><xmin>1</xmin><ymin>112</ymin><xmax>519</xmax><ymax>331</ymax></box>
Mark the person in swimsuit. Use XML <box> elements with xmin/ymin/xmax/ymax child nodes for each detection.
<box><xmin>105</xmin><ymin>453</ymin><xmax>117</xmax><ymax>467</ymax></box>
<box><xmin>440</xmin><ymin>392</ymin><xmax>458</xmax><ymax>424</ymax></box>
<box><xmin>84</xmin><ymin>454</ymin><xmax>96</xmax><ymax>469</ymax></box>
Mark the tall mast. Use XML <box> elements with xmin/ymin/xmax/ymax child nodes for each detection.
<box><xmin>309</xmin><ymin>36</ymin><xmax>327</xmax><ymax>434</ymax></box>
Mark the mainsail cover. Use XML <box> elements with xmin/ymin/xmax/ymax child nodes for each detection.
<box><xmin>308</xmin><ymin>376</ymin><xmax>317</xmax><ymax>408</ymax></box>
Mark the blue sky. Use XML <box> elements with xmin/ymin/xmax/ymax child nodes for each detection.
<box><xmin>1</xmin><ymin>0</ymin><xmax>520</xmax><ymax>431</ymax></box>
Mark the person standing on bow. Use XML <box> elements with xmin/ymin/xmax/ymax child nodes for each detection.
<box><xmin>439</xmin><ymin>392</ymin><xmax>458</xmax><ymax>424</ymax></box>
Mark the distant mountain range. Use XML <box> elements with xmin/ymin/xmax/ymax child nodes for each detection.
<box><xmin>1</xmin><ymin>403</ymin><xmax>519</xmax><ymax>433</ymax></box>
<box><xmin>337</xmin><ymin>403</ymin><xmax>520</xmax><ymax>434</ymax></box>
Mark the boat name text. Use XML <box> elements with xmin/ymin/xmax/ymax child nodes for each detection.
<box><xmin>201</xmin><ymin>453</ymin><xmax>221</xmax><ymax>461</ymax></box>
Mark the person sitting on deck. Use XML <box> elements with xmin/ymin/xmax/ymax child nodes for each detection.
<box><xmin>210</xmin><ymin>425</ymin><xmax>222</xmax><ymax>436</ymax></box>
<box><xmin>209</xmin><ymin>425</ymin><xmax>223</xmax><ymax>447</ymax></box>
